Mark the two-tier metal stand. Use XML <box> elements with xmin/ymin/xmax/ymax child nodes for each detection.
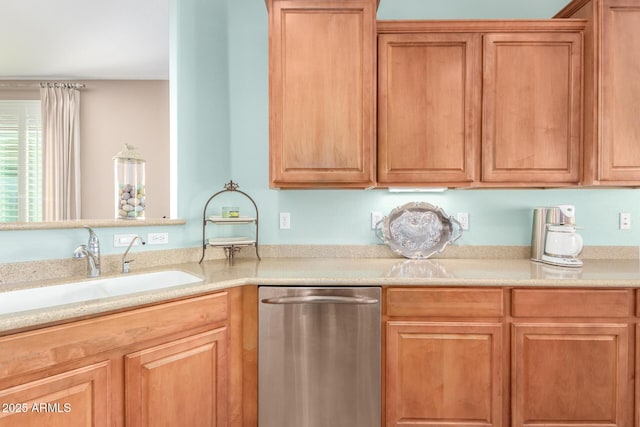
<box><xmin>199</xmin><ymin>181</ymin><xmax>260</xmax><ymax>264</ymax></box>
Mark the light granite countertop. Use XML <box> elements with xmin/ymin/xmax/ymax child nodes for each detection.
<box><xmin>2</xmin><ymin>256</ymin><xmax>640</xmax><ymax>335</ymax></box>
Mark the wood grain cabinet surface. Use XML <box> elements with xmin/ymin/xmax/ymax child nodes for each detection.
<box><xmin>377</xmin><ymin>21</ymin><xmax>585</xmax><ymax>188</ymax></box>
<box><xmin>511</xmin><ymin>288</ymin><xmax>633</xmax><ymax>427</ymax></box>
<box><xmin>512</xmin><ymin>323</ymin><xmax>630</xmax><ymax>427</ymax></box>
<box><xmin>482</xmin><ymin>31</ymin><xmax>583</xmax><ymax>185</ymax></box>
<box><xmin>558</xmin><ymin>0</ymin><xmax>640</xmax><ymax>185</ymax></box>
<box><xmin>385</xmin><ymin>288</ymin><xmax>505</xmax><ymax>427</ymax></box>
<box><xmin>0</xmin><ymin>291</ymin><xmax>233</xmax><ymax>427</ymax></box>
<box><xmin>377</xmin><ymin>32</ymin><xmax>481</xmax><ymax>186</ymax></box>
<box><xmin>386</xmin><ymin>321</ymin><xmax>504</xmax><ymax>427</ymax></box>
<box><xmin>0</xmin><ymin>362</ymin><xmax>111</xmax><ymax>427</ymax></box>
<box><xmin>125</xmin><ymin>328</ymin><xmax>228</xmax><ymax>427</ymax></box>
<box><xmin>267</xmin><ymin>0</ymin><xmax>377</xmax><ymax>188</ymax></box>
<box><xmin>386</xmin><ymin>287</ymin><xmax>640</xmax><ymax>427</ymax></box>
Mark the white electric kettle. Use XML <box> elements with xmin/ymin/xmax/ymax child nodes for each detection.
<box><xmin>531</xmin><ymin>204</ymin><xmax>584</xmax><ymax>268</ymax></box>
<box><xmin>544</xmin><ymin>225</ymin><xmax>584</xmax><ymax>258</ymax></box>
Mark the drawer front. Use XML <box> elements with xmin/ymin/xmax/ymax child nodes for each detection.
<box><xmin>386</xmin><ymin>288</ymin><xmax>503</xmax><ymax>317</ymax></box>
<box><xmin>512</xmin><ymin>289</ymin><xmax>631</xmax><ymax>318</ymax></box>
<box><xmin>0</xmin><ymin>291</ymin><xmax>228</xmax><ymax>379</ymax></box>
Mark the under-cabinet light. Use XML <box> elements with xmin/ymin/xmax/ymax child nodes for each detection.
<box><xmin>387</xmin><ymin>187</ymin><xmax>448</xmax><ymax>193</ymax></box>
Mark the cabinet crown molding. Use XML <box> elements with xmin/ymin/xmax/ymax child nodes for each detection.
<box><xmin>377</xmin><ymin>19</ymin><xmax>587</xmax><ymax>34</ymax></box>
<box><xmin>265</xmin><ymin>0</ymin><xmax>380</xmax><ymax>12</ymax></box>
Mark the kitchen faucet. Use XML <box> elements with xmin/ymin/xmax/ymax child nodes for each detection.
<box><xmin>121</xmin><ymin>236</ymin><xmax>146</xmax><ymax>273</ymax></box>
<box><xmin>73</xmin><ymin>226</ymin><xmax>101</xmax><ymax>277</ymax></box>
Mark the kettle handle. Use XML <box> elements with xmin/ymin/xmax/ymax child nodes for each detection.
<box><xmin>574</xmin><ymin>233</ymin><xmax>584</xmax><ymax>256</ymax></box>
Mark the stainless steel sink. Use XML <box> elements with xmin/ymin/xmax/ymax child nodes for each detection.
<box><xmin>0</xmin><ymin>270</ymin><xmax>203</xmax><ymax>315</ymax></box>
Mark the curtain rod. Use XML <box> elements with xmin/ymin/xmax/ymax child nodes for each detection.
<box><xmin>0</xmin><ymin>82</ymin><xmax>41</xmax><ymax>89</ymax></box>
<box><xmin>39</xmin><ymin>82</ymin><xmax>85</xmax><ymax>89</ymax></box>
<box><xmin>0</xmin><ymin>82</ymin><xmax>86</xmax><ymax>90</ymax></box>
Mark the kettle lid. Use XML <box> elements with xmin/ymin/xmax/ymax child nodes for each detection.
<box><xmin>546</xmin><ymin>204</ymin><xmax>576</xmax><ymax>225</ymax></box>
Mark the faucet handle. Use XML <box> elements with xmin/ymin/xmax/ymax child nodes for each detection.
<box><xmin>73</xmin><ymin>245</ymin><xmax>87</xmax><ymax>259</ymax></box>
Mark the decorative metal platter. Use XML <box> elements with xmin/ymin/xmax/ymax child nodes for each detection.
<box><xmin>376</xmin><ymin>202</ymin><xmax>462</xmax><ymax>259</ymax></box>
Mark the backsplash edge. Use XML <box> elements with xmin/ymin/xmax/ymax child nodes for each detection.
<box><xmin>1</xmin><ymin>244</ymin><xmax>636</xmax><ymax>286</ymax></box>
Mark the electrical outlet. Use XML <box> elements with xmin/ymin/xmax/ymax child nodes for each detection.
<box><xmin>457</xmin><ymin>212</ymin><xmax>470</xmax><ymax>231</ymax></box>
<box><xmin>371</xmin><ymin>211</ymin><xmax>383</xmax><ymax>229</ymax></box>
<box><xmin>147</xmin><ymin>232</ymin><xmax>169</xmax><ymax>245</ymax></box>
<box><xmin>620</xmin><ymin>212</ymin><xmax>631</xmax><ymax>230</ymax></box>
<box><xmin>280</xmin><ymin>212</ymin><xmax>291</xmax><ymax>229</ymax></box>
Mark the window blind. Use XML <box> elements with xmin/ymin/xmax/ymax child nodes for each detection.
<box><xmin>0</xmin><ymin>101</ymin><xmax>42</xmax><ymax>222</ymax></box>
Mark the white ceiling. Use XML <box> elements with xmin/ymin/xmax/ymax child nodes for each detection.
<box><xmin>0</xmin><ymin>0</ymin><xmax>169</xmax><ymax>80</ymax></box>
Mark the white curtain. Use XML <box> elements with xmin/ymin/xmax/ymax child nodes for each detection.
<box><xmin>40</xmin><ymin>83</ymin><xmax>81</xmax><ymax>221</ymax></box>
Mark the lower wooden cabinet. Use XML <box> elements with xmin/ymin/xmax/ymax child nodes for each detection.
<box><xmin>385</xmin><ymin>287</ymin><xmax>637</xmax><ymax>427</ymax></box>
<box><xmin>512</xmin><ymin>323</ymin><xmax>629</xmax><ymax>427</ymax></box>
<box><xmin>510</xmin><ymin>289</ymin><xmax>633</xmax><ymax>427</ymax></box>
<box><xmin>4</xmin><ymin>284</ymin><xmax>640</xmax><ymax>427</ymax></box>
<box><xmin>385</xmin><ymin>288</ymin><xmax>505</xmax><ymax>427</ymax></box>
<box><xmin>386</xmin><ymin>321</ymin><xmax>503</xmax><ymax>427</ymax></box>
<box><xmin>0</xmin><ymin>361</ymin><xmax>111</xmax><ymax>427</ymax></box>
<box><xmin>0</xmin><ymin>290</ymin><xmax>234</xmax><ymax>427</ymax></box>
<box><xmin>125</xmin><ymin>327</ymin><xmax>228</xmax><ymax>427</ymax></box>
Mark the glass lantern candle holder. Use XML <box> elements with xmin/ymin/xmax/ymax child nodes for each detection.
<box><xmin>114</xmin><ymin>144</ymin><xmax>146</xmax><ymax>220</ymax></box>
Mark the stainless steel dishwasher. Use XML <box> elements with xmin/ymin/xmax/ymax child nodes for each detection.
<box><xmin>258</xmin><ymin>286</ymin><xmax>381</xmax><ymax>427</ymax></box>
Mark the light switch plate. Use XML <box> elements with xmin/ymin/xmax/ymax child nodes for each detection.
<box><xmin>113</xmin><ymin>234</ymin><xmax>141</xmax><ymax>248</ymax></box>
<box><xmin>279</xmin><ymin>212</ymin><xmax>291</xmax><ymax>229</ymax></box>
<box><xmin>457</xmin><ymin>213</ymin><xmax>470</xmax><ymax>231</ymax></box>
<box><xmin>371</xmin><ymin>212</ymin><xmax>383</xmax><ymax>229</ymax></box>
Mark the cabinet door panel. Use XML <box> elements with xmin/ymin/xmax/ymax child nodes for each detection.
<box><xmin>125</xmin><ymin>328</ymin><xmax>228</xmax><ymax>427</ymax></box>
<box><xmin>269</xmin><ymin>0</ymin><xmax>376</xmax><ymax>187</ymax></box>
<box><xmin>482</xmin><ymin>32</ymin><xmax>582</xmax><ymax>184</ymax></box>
<box><xmin>600</xmin><ymin>0</ymin><xmax>640</xmax><ymax>181</ymax></box>
<box><xmin>0</xmin><ymin>361</ymin><xmax>110</xmax><ymax>427</ymax></box>
<box><xmin>386</xmin><ymin>321</ymin><xmax>503</xmax><ymax>427</ymax></box>
<box><xmin>512</xmin><ymin>323</ymin><xmax>629</xmax><ymax>427</ymax></box>
<box><xmin>378</xmin><ymin>33</ymin><xmax>480</xmax><ymax>185</ymax></box>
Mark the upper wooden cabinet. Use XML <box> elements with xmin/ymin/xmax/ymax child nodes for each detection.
<box><xmin>377</xmin><ymin>32</ymin><xmax>481</xmax><ymax>186</ymax></box>
<box><xmin>558</xmin><ymin>0</ymin><xmax>640</xmax><ymax>184</ymax></box>
<box><xmin>267</xmin><ymin>0</ymin><xmax>377</xmax><ymax>188</ymax></box>
<box><xmin>377</xmin><ymin>21</ymin><xmax>585</xmax><ymax>188</ymax></box>
<box><xmin>482</xmin><ymin>31</ymin><xmax>583</xmax><ymax>185</ymax></box>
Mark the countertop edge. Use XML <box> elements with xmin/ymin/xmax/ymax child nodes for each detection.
<box><xmin>3</xmin><ymin>257</ymin><xmax>640</xmax><ymax>335</ymax></box>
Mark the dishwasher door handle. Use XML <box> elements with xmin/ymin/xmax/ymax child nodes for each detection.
<box><xmin>261</xmin><ymin>295</ymin><xmax>379</xmax><ymax>305</ymax></box>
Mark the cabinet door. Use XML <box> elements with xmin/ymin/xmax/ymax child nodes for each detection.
<box><xmin>386</xmin><ymin>321</ymin><xmax>503</xmax><ymax>427</ymax></box>
<box><xmin>512</xmin><ymin>323</ymin><xmax>630</xmax><ymax>427</ymax></box>
<box><xmin>125</xmin><ymin>328</ymin><xmax>228</xmax><ymax>427</ymax></box>
<box><xmin>377</xmin><ymin>33</ymin><xmax>481</xmax><ymax>186</ymax></box>
<box><xmin>0</xmin><ymin>361</ymin><xmax>110</xmax><ymax>427</ymax></box>
<box><xmin>599</xmin><ymin>0</ymin><xmax>640</xmax><ymax>182</ymax></box>
<box><xmin>268</xmin><ymin>0</ymin><xmax>376</xmax><ymax>188</ymax></box>
<box><xmin>482</xmin><ymin>32</ymin><xmax>583</xmax><ymax>184</ymax></box>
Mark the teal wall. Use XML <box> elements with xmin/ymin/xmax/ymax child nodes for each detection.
<box><xmin>3</xmin><ymin>0</ymin><xmax>639</xmax><ymax>264</ymax></box>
